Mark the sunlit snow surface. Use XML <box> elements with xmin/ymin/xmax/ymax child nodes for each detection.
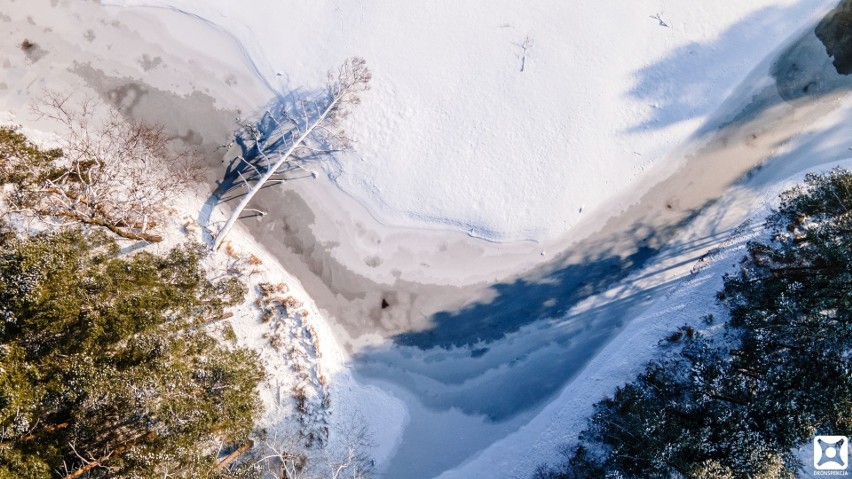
<box><xmin>107</xmin><ymin>0</ymin><xmax>830</xmax><ymax>241</ymax></box>
<box><xmin>99</xmin><ymin>1</ymin><xmax>850</xmax><ymax>477</ymax></box>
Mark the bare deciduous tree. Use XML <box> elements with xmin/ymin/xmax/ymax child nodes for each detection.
<box><xmin>4</xmin><ymin>91</ymin><xmax>203</xmax><ymax>242</ymax></box>
<box><xmin>322</xmin><ymin>417</ymin><xmax>375</xmax><ymax>479</ymax></box>
<box><xmin>258</xmin><ymin>433</ymin><xmax>312</xmax><ymax>479</ymax></box>
<box><xmin>255</xmin><ymin>417</ymin><xmax>375</xmax><ymax>479</ymax></box>
<box><xmin>212</xmin><ymin>57</ymin><xmax>371</xmax><ymax>251</ymax></box>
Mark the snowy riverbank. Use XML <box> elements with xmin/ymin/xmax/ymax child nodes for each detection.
<box><xmin>104</xmin><ymin>0</ymin><xmax>836</xmax><ymax>243</ymax></box>
<box><xmin>0</xmin><ymin>0</ymin><xmax>408</xmax><ymax>471</ymax></box>
<box><xmin>4</xmin><ymin>1</ymin><xmax>852</xmax><ymax>478</ymax></box>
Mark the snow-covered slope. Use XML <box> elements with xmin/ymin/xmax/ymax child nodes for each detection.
<box><xmin>105</xmin><ymin>0</ymin><xmax>834</xmax><ymax>241</ymax></box>
<box><xmin>436</xmin><ymin>154</ymin><xmax>852</xmax><ymax>478</ymax></box>
<box><xmin>66</xmin><ymin>1</ymin><xmax>852</xmax><ymax>477</ymax></box>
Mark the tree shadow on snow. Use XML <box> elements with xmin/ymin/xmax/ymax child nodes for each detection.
<box><xmin>352</xmin><ymin>201</ymin><xmax>728</xmax><ymax>421</ymax></box>
<box><xmin>627</xmin><ymin>1</ymin><xmax>852</xmax><ymax>135</ymax></box>
<box><xmin>390</xmin><ymin>199</ymin><xmax>715</xmax><ymax>351</ymax></box>
<box><xmin>199</xmin><ymin>88</ymin><xmax>336</xmax><ymax>233</ymax></box>
<box><xmin>354</xmin><ymin>3</ymin><xmax>852</xmax><ymax>423</ymax></box>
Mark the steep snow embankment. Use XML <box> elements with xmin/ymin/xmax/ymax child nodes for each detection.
<box><xmin>105</xmin><ymin>0</ymin><xmax>834</xmax><ymax>242</ymax></box>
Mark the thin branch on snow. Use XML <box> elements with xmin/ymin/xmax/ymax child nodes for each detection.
<box><xmin>650</xmin><ymin>13</ymin><xmax>669</xmax><ymax>27</ymax></box>
<box><xmin>519</xmin><ymin>35</ymin><xmax>533</xmax><ymax>72</ymax></box>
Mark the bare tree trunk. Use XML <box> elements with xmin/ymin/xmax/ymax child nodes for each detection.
<box><xmin>59</xmin><ymin>210</ymin><xmax>163</xmax><ymax>242</ymax></box>
<box><xmin>213</xmin><ymin>98</ymin><xmax>340</xmax><ymax>251</ymax></box>
<box><xmin>212</xmin><ymin>57</ymin><xmax>370</xmax><ymax>251</ymax></box>
<box><xmin>212</xmin><ymin>440</ymin><xmax>254</xmax><ymax>473</ymax></box>
<box><xmin>62</xmin><ymin>431</ymin><xmax>156</xmax><ymax>479</ymax></box>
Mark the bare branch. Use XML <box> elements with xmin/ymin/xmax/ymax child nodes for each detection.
<box><xmin>3</xmin><ymin>93</ymin><xmax>204</xmax><ymax>242</ymax></box>
<box><xmin>213</xmin><ymin>57</ymin><xmax>371</xmax><ymax>250</ymax></box>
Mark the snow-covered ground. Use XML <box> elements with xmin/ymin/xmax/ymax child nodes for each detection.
<box><xmin>5</xmin><ymin>1</ymin><xmax>852</xmax><ymax>478</ymax></box>
<box><xmin>105</xmin><ymin>0</ymin><xmax>835</xmax><ymax>242</ymax></box>
<box><xmin>0</xmin><ymin>2</ymin><xmax>409</xmax><ymax>469</ymax></box>
<box><xmin>0</xmin><ymin>105</ymin><xmax>409</xmax><ymax>469</ymax></box>
<box><xmin>438</xmin><ymin>155</ymin><xmax>852</xmax><ymax>478</ymax></box>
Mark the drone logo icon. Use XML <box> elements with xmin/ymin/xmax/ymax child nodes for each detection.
<box><xmin>814</xmin><ymin>436</ymin><xmax>849</xmax><ymax>471</ymax></box>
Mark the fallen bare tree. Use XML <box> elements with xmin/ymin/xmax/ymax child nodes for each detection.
<box><xmin>212</xmin><ymin>57</ymin><xmax>371</xmax><ymax>250</ymax></box>
<box><xmin>0</xmin><ymin>91</ymin><xmax>202</xmax><ymax>242</ymax></box>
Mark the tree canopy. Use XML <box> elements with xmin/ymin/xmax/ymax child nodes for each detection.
<box><xmin>0</xmin><ymin>227</ymin><xmax>262</xmax><ymax>478</ymax></box>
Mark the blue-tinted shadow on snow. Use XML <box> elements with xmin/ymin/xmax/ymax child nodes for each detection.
<box><xmin>626</xmin><ymin>1</ymin><xmax>852</xmax><ymax>134</ymax></box>
<box><xmin>359</xmin><ymin>3</ymin><xmax>852</xmax><ymax>425</ymax></box>
<box><xmin>394</xmin><ymin>246</ymin><xmax>656</xmax><ymax>350</ymax></box>
<box><xmin>200</xmin><ymin>89</ymin><xmax>338</xmax><ymax>227</ymax></box>
<box><xmin>390</xmin><ymin>206</ymin><xmax>710</xmax><ymax>353</ymax></box>
<box><xmin>353</xmin><ymin>209</ymin><xmax>725</xmax><ymax>424</ymax></box>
